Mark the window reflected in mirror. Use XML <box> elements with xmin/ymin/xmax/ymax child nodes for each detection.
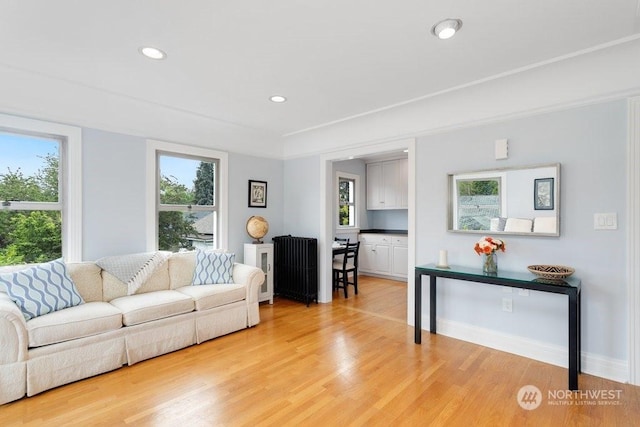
<box><xmin>455</xmin><ymin>175</ymin><xmax>503</xmax><ymax>231</ymax></box>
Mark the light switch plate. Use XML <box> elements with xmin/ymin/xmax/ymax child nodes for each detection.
<box><xmin>594</xmin><ymin>213</ymin><xmax>617</xmax><ymax>230</ymax></box>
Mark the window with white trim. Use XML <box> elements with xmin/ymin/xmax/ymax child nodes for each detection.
<box><xmin>337</xmin><ymin>173</ymin><xmax>358</xmax><ymax>228</ymax></box>
<box><xmin>157</xmin><ymin>153</ymin><xmax>218</xmax><ymax>251</ymax></box>
<box><xmin>0</xmin><ymin>115</ymin><xmax>82</xmax><ymax>265</ymax></box>
<box><xmin>146</xmin><ymin>140</ymin><xmax>228</xmax><ymax>252</ymax></box>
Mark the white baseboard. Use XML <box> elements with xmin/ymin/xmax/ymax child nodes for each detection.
<box><xmin>359</xmin><ymin>271</ymin><xmax>407</xmax><ymax>281</ymax></box>
<box><xmin>426</xmin><ymin>316</ymin><xmax>629</xmax><ymax>384</ymax></box>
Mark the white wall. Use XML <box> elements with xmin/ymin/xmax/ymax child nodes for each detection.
<box><xmin>82</xmin><ymin>129</ymin><xmax>147</xmax><ymax>260</ymax></box>
<box><xmin>81</xmin><ymin>128</ymin><xmax>285</xmax><ymax>261</ymax></box>
<box><xmin>283</xmin><ymin>155</ymin><xmax>321</xmax><ymax>238</ymax></box>
<box><xmin>415</xmin><ymin>100</ymin><xmax>627</xmax><ymax>368</ymax></box>
<box><xmin>228</xmin><ymin>152</ymin><xmax>284</xmax><ymax>261</ymax></box>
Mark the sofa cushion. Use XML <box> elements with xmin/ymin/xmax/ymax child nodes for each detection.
<box><xmin>504</xmin><ymin>218</ymin><xmax>533</xmax><ymax>233</ymax></box>
<box><xmin>67</xmin><ymin>262</ymin><xmax>103</xmax><ymax>302</ymax></box>
<box><xmin>0</xmin><ymin>259</ymin><xmax>84</xmax><ymax>321</ymax></box>
<box><xmin>27</xmin><ymin>301</ymin><xmax>122</xmax><ymax>348</ymax></box>
<box><xmin>176</xmin><ymin>284</ymin><xmax>245</xmax><ymax>311</ymax></box>
<box><xmin>168</xmin><ymin>251</ymin><xmax>198</xmax><ymax>289</ymax></box>
<box><xmin>533</xmin><ymin>216</ymin><xmax>557</xmax><ymax>233</ymax></box>
<box><xmin>192</xmin><ymin>250</ymin><xmax>235</xmax><ymax>285</ymax></box>
<box><xmin>110</xmin><ymin>290</ymin><xmax>194</xmax><ymax>326</ymax></box>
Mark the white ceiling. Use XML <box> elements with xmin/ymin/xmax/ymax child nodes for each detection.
<box><xmin>1</xmin><ymin>1</ymin><xmax>639</xmax><ymax>157</ymax></box>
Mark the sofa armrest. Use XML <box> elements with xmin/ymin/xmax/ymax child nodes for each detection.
<box><xmin>0</xmin><ymin>294</ymin><xmax>29</xmax><ymax>364</ymax></box>
<box><xmin>232</xmin><ymin>263</ymin><xmax>264</xmax><ymax>304</ymax></box>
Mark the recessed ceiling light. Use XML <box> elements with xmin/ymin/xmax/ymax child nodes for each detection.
<box><xmin>431</xmin><ymin>18</ymin><xmax>463</xmax><ymax>40</ymax></box>
<box><xmin>139</xmin><ymin>46</ymin><xmax>167</xmax><ymax>60</ymax></box>
<box><xmin>269</xmin><ymin>95</ymin><xmax>287</xmax><ymax>103</ymax></box>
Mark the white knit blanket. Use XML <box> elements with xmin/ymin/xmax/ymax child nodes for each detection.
<box><xmin>96</xmin><ymin>251</ymin><xmax>171</xmax><ymax>295</ymax></box>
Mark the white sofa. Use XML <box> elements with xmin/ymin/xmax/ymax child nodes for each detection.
<box><xmin>0</xmin><ymin>251</ymin><xmax>264</xmax><ymax>405</ymax></box>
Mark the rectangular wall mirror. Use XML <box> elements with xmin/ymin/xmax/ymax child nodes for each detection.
<box><xmin>447</xmin><ymin>163</ymin><xmax>560</xmax><ymax>236</ymax></box>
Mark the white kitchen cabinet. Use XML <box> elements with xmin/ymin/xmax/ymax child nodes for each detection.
<box><xmin>359</xmin><ymin>234</ymin><xmax>391</xmax><ymax>275</ymax></box>
<box><xmin>358</xmin><ymin>233</ymin><xmax>407</xmax><ymax>279</ymax></box>
<box><xmin>391</xmin><ymin>236</ymin><xmax>408</xmax><ymax>278</ymax></box>
<box><xmin>243</xmin><ymin>243</ymin><xmax>273</xmax><ymax>304</ymax></box>
<box><xmin>373</xmin><ymin>237</ymin><xmax>391</xmax><ymax>274</ymax></box>
<box><xmin>359</xmin><ymin>238</ymin><xmax>376</xmax><ymax>272</ymax></box>
<box><xmin>366</xmin><ymin>159</ymin><xmax>408</xmax><ymax>210</ymax></box>
<box><xmin>366</xmin><ymin>162</ymin><xmax>384</xmax><ymax>210</ymax></box>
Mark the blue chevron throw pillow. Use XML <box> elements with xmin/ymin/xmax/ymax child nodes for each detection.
<box><xmin>192</xmin><ymin>250</ymin><xmax>235</xmax><ymax>285</ymax></box>
<box><xmin>0</xmin><ymin>258</ymin><xmax>84</xmax><ymax>321</ymax></box>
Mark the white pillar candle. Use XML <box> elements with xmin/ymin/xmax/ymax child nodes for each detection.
<box><xmin>438</xmin><ymin>250</ymin><xmax>448</xmax><ymax>267</ymax></box>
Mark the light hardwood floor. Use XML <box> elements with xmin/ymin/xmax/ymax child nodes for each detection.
<box><xmin>1</xmin><ymin>275</ymin><xmax>639</xmax><ymax>426</ymax></box>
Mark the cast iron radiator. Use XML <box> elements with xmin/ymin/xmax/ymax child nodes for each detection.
<box><xmin>272</xmin><ymin>235</ymin><xmax>318</xmax><ymax>306</ymax></box>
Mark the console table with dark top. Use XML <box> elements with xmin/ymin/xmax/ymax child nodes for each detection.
<box><xmin>414</xmin><ymin>263</ymin><xmax>581</xmax><ymax>390</ymax></box>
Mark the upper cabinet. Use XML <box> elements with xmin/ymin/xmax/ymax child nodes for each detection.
<box><xmin>366</xmin><ymin>159</ymin><xmax>408</xmax><ymax>210</ymax></box>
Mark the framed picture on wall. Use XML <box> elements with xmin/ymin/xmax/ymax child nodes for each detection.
<box><xmin>248</xmin><ymin>180</ymin><xmax>267</xmax><ymax>208</ymax></box>
<box><xmin>534</xmin><ymin>178</ymin><xmax>554</xmax><ymax>210</ymax></box>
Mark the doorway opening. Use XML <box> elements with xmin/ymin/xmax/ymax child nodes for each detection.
<box><xmin>319</xmin><ymin>138</ymin><xmax>416</xmax><ymax>325</ymax></box>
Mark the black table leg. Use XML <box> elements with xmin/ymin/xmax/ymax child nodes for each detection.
<box><xmin>578</xmin><ymin>290</ymin><xmax>582</xmax><ymax>373</ymax></box>
<box><xmin>430</xmin><ymin>275</ymin><xmax>437</xmax><ymax>334</ymax></box>
<box><xmin>568</xmin><ymin>290</ymin><xmax>579</xmax><ymax>390</ymax></box>
<box><xmin>415</xmin><ymin>271</ymin><xmax>422</xmax><ymax>344</ymax></box>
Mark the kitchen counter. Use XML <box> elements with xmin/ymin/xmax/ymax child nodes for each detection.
<box><xmin>359</xmin><ymin>229</ymin><xmax>408</xmax><ymax>235</ymax></box>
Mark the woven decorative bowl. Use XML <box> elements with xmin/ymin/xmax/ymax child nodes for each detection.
<box><xmin>527</xmin><ymin>265</ymin><xmax>575</xmax><ymax>279</ymax></box>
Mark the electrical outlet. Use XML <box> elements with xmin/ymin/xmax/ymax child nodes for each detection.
<box><xmin>502</xmin><ymin>297</ymin><xmax>513</xmax><ymax>312</ymax></box>
<box><xmin>518</xmin><ymin>289</ymin><xmax>529</xmax><ymax>297</ymax></box>
<box><xmin>502</xmin><ymin>286</ymin><xmax>513</xmax><ymax>293</ymax></box>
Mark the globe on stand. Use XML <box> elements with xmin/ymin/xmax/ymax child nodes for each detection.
<box><xmin>246</xmin><ymin>216</ymin><xmax>269</xmax><ymax>244</ymax></box>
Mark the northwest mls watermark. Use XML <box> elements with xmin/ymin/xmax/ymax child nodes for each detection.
<box><xmin>517</xmin><ymin>385</ymin><xmax>623</xmax><ymax>410</ymax></box>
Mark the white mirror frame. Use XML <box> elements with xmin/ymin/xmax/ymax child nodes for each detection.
<box><xmin>447</xmin><ymin>163</ymin><xmax>560</xmax><ymax>237</ymax></box>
